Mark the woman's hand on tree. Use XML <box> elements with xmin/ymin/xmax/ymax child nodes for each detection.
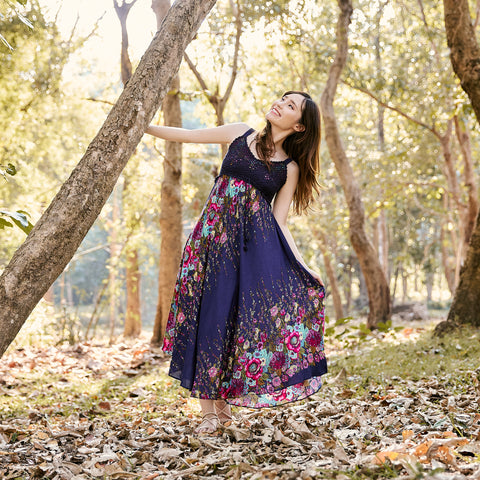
<box><xmin>308</xmin><ymin>269</ymin><xmax>324</xmax><ymax>286</ymax></box>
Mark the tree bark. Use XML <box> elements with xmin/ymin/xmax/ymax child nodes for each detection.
<box><xmin>317</xmin><ymin>233</ymin><xmax>344</xmax><ymax>321</ymax></box>
<box><xmin>0</xmin><ymin>0</ymin><xmax>217</xmax><ymax>358</ymax></box>
<box><xmin>320</xmin><ymin>0</ymin><xmax>391</xmax><ymax>329</ymax></box>
<box><xmin>124</xmin><ymin>248</ymin><xmax>141</xmax><ymax>337</ymax></box>
<box><xmin>150</xmin><ymin>0</ymin><xmax>184</xmax><ymax>347</ymax></box>
<box><xmin>438</xmin><ymin>0</ymin><xmax>480</xmax><ymax>330</ymax></box>
<box><xmin>454</xmin><ymin>114</ymin><xmax>479</xmax><ymax>257</ymax></box>
<box><xmin>113</xmin><ymin>0</ymin><xmax>137</xmax><ymax>84</ymax></box>
<box><xmin>108</xmin><ymin>183</ymin><xmax>121</xmax><ymax>344</ymax></box>
<box><xmin>114</xmin><ymin>0</ymin><xmax>143</xmax><ymax>339</ymax></box>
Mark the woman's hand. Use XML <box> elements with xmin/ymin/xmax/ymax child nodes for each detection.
<box><xmin>308</xmin><ymin>269</ymin><xmax>324</xmax><ymax>287</ymax></box>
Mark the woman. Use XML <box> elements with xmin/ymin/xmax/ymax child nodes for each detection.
<box><xmin>145</xmin><ymin>91</ymin><xmax>327</xmax><ymax>434</ymax></box>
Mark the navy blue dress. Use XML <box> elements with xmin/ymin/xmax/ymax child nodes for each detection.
<box><xmin>163</xmin><ymin>128</ymin><xmax>327</xmax><ymax>408</ymax></box>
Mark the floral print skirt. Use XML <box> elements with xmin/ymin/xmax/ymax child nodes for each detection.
<box><xmin>163</xmin><ymin>175</ymin><xmax>327</xmax><ymax>408</ymax></box>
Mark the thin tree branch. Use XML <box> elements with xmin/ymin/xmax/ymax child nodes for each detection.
<box><xmin>221</xmin><ymin>0</ymin><xmax>242</xmax><ymax>108</ymax></box>
<box><xmin>415</xmin><ymin>0</ymin><xmax>442</xmax><ymax>66</ymax></box>
<box><xmin>85</xmin><ymin>97</ymin><xmax>116</xmax><ymax>106</ymax></box>
<box><xmin>183</xmin><ymin>52</ymin><xmax>211</xmax><ymax>96</ymax></box>
<box><xmin>342</xmin><ymin>80</ymin><xmax>440</xmax><ymax>137</ymax></box>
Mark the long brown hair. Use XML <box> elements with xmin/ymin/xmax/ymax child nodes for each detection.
<box><xmin>255</xmin><ymin>91</ymin><xmax>321</xmax><ymax>214</ymax></box>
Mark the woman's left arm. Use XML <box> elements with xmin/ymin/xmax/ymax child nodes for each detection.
<box><xmin>272</xmin><ymin>162</ymin><xmax>324</xmax><ymax>286</ymax></box>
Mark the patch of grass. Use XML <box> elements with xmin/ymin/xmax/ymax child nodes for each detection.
<box><xmin>328</xmin><ymin>325</ymin><xmax>480</xmax><ymax>393</ymax></box>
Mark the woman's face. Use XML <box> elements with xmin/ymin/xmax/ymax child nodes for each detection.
<box><xmin>265</xmin><ymin>93</ymin><xmax>305</xmax><ymax>131</ymax></box>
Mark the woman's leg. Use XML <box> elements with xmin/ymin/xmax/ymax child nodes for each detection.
<box><xmin>214</xmin><ymin>399</ymin><xmax>232</xmax><ymax>424</ymax></box>
<box><xmin>195</xmin><ymin>399</ymin><xmax>219</xmax><ymax>434</ymax></box>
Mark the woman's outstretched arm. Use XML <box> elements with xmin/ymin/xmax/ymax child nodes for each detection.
<box><xmin>272</xmin><ymin>163</ymin><xmax>324</xmax><ymax>286</ymax></box>
<box><xmin>144</xmin><ymin>122</ymin><xmax>250</xmax><ymax>144</ymax></box>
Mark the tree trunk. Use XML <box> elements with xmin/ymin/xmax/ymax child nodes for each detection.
<box><xmin>317</xmin><ymin>231</ymin><xmax>344</xmax><ymax>321</ymax></box>
<box><xmin>43</xmin><ymin>286</ymin><xmax>54</xmax><ymax>304</ymax></box>
<box><xmin>440</xmin><ymin>202</ymin><xmax>456</xmax><ymax>295</ymax></box>
<box><xmin>124</xmin><ymin>248</ymin><xmax>141</xmax><ymax>337</ymax></box>
<box><xmin>344</xmin><ymin>255</ymin><xmax>353</xmax><ymax>314</ymax></box>
<box><xmin>320</xmin><ymin>0</ymin><xmax>391</xmax><ymax>329</ymax></box>
<box><xmin>151</xmin><ymin>0</ymin><xmax>183</xmax><ymax>346</ymax></box>
<box><xmin>0</xmin><ymin>0</ymin><xmax>217</xmax><ymax>358</ymax></box>
<box><xmin>374</xmin><ymin>1</ymin><xmax>389</xmax><ymax>283</ymax></box>
<box><xmin>438</xmin><ymin>0</ymin><xmax>480</xmax><ymax>330</ymax></box>
<box><xmin>379</xmin><ymin>210</ymin><xmax>389</xmax><ymax>280</ymax></box>
<box><xmin>454</xmin><ymin>114</ymin><xmax>479</xmax><ymax>256</ymax></box>
<box><xmin>114</xmin><ymin>0</ymin><xmax>143</xmax><ymax>339</ymax></box>
<box><xmin>109</xmin><ymin>183</ymin><xmax>121</xmax><ymax>344</ymax></box>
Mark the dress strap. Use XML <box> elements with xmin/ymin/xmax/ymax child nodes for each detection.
<box><xmin>242</xmin><ymin>127</ymin><xmax>255</xmax><ymax>138</ymax></box>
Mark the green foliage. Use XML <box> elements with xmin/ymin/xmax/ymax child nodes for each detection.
<box><xmin>0</xmin><ymin>162</ymin><xmax>16</xmax><ymax>179</ymax></box>
<box><xmin>0</xmin><ymin>209</ymin><xmax>33</xmax><ymax>233</ymax></box>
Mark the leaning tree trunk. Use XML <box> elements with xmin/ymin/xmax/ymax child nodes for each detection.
<box><xmin>151</xmin><ymin>0</ymin><xmax>183</xmax><ymax>346</ymax></box>
<box><xmin>320</xmin><ymin>0</ymin><xmax>391</xmax><ymax>329</ymax></box>
<box><xmin>437</xmin><ymin>0</ymin><xmax>480</xmax><ymax>331</ymax></box>
<box><xmin>0</xmin><ymin>0</ymin><xmax>217</xmax><ymax>358</ymax></box>
<box><xmin>114</xmin><ymin>0</ymin><xmax>143</xmax><ymax>339</ymax></box>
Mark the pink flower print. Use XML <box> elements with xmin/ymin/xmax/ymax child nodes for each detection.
<box><xmin>272</xmin><ymin>377</ymin><xmax>281</xmax><ymax>387</ymax></box>
<box><xmin>302</xmin><ymin>359</ymin><xmax>309</xmax><ymax>369</ymax></box>
<box><xmin>270</xmin><ymin>351</ymin><xmax>286</xmax><ymax>370</ymax></box>
<box><xmin>252</xmin><ymin>201</ymin><xmax>260</xmax><ymax>212</ymax></box>
<box><xmin>280</xmin><ymin>308</ymin><xmax>285</xmax><ymax>316</ymax></box>
<box><xmin>314</xmin><ymin>354</ymin><xmax>320</xmax><ymax>362</ymax></box>
<box><xmin>207</xmin><ymin>203</ymin><xmax>220</xmax><ymax>225</ymax></box>
<box><xmin>163</xmin><ymin>338</ymin><xmax>172</xmax><ymax>351</ymax></box>
<box><xmin>230</xmin><ymin>379</ymin><xmax>244</xmax><ymax>396</ymax></box>
<box><xmin>208</xmin><ymin>367</ymin><xmax>218</xmax><ymax>378</ymax></box>
<box><xmin>286</xmin><ymin>332</ymin><xmax>301</xmax><ymax>352</ymax></box>
<box><xmin>260</xmin><ymin>332</ymin><xmax>267</xmax><ymax>343</ymax></box>
<box><xmin>245</xmin><ymin>359</ymin><xmax>262</xmax><ymax>380</ymax></box>
<box><xmin>319</xmin><ymin>290</ymin><xmax>325</xmax><ymax>300</ymax></box>
<box><xmin>184</xmin><ymin>245</ymin><xmax>192</xmax><ymax>266</ymax></box>
<box><xmin>307</xmin><ymin>353</ymin><xmax>314</xmax><ymax>363</ymax></box>
<box><xmin>220</xmin><ymin>232</ymin><xmax>227</xmax><ymax>244</ymax></box>
<box><xmin>298</xmin><ymin>307</ymin><xmax>305</xmax><ymax>317</ymax></box>
<box><xmin>177</xmin><ymin>312</ymin><xmax>186</xmax><ymax>324</ymax></box>
<box><xmin>270</xmin><ymin>306</ymin><xmax>278</xmax><ymax>317</ymax></box>
<box><xmin>234</xmin><ymin>179</ymin><xmax>244</xmax><ymax>187</ymax></box>
<box><xmin>272</xmin><ymin>389</ymin><xmax>287</xmax><ymax>402</ymax></box>
<box><xmin>306</xmin><ymin>331</ymin><xmax>322</xmax><ymax>348</ymax></box>
<box><xmin>192</xmin><ymin>223</ymin><xmax>202</xmax><ymax>239</ymax></box>
<box><xmin>238</xmin><ymin>335</ymin><xmax>244</xmax><ymax>344</ymax></box>
<box><xmin>267</xmin><ymin>384</ymin><xmax>274</xmax><ymax>394</ymax></box>
<box><xmin>308</xmin><ymin>288</ymin><xmax>316</xmax><ymax>297</ymax></box>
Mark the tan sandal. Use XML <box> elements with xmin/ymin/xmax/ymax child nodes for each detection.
<box><xmin>194</xmin><ymin>412</ymin><xmax>220</xmax><ymax>434</ymax></box>
<box><xmin>214</xmin><ymin>399</ymin><xmax>232</xmax><ymax>425</ymax></box>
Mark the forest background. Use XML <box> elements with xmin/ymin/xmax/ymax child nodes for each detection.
<box><xmin>2</xmin><ymin>0</ymin><xmax>480</xmax><ymax>478</ymax></box>
<box><xmin>3</xmin><ymin>0</ymin><xmax>473</xmax><ymax>346</ymax></box>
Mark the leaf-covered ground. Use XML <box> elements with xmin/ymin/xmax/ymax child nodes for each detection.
<box><xmin>0</xmin><ymin>324</ymin><xmax>479</xmax><ymax>479</ymax></box>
